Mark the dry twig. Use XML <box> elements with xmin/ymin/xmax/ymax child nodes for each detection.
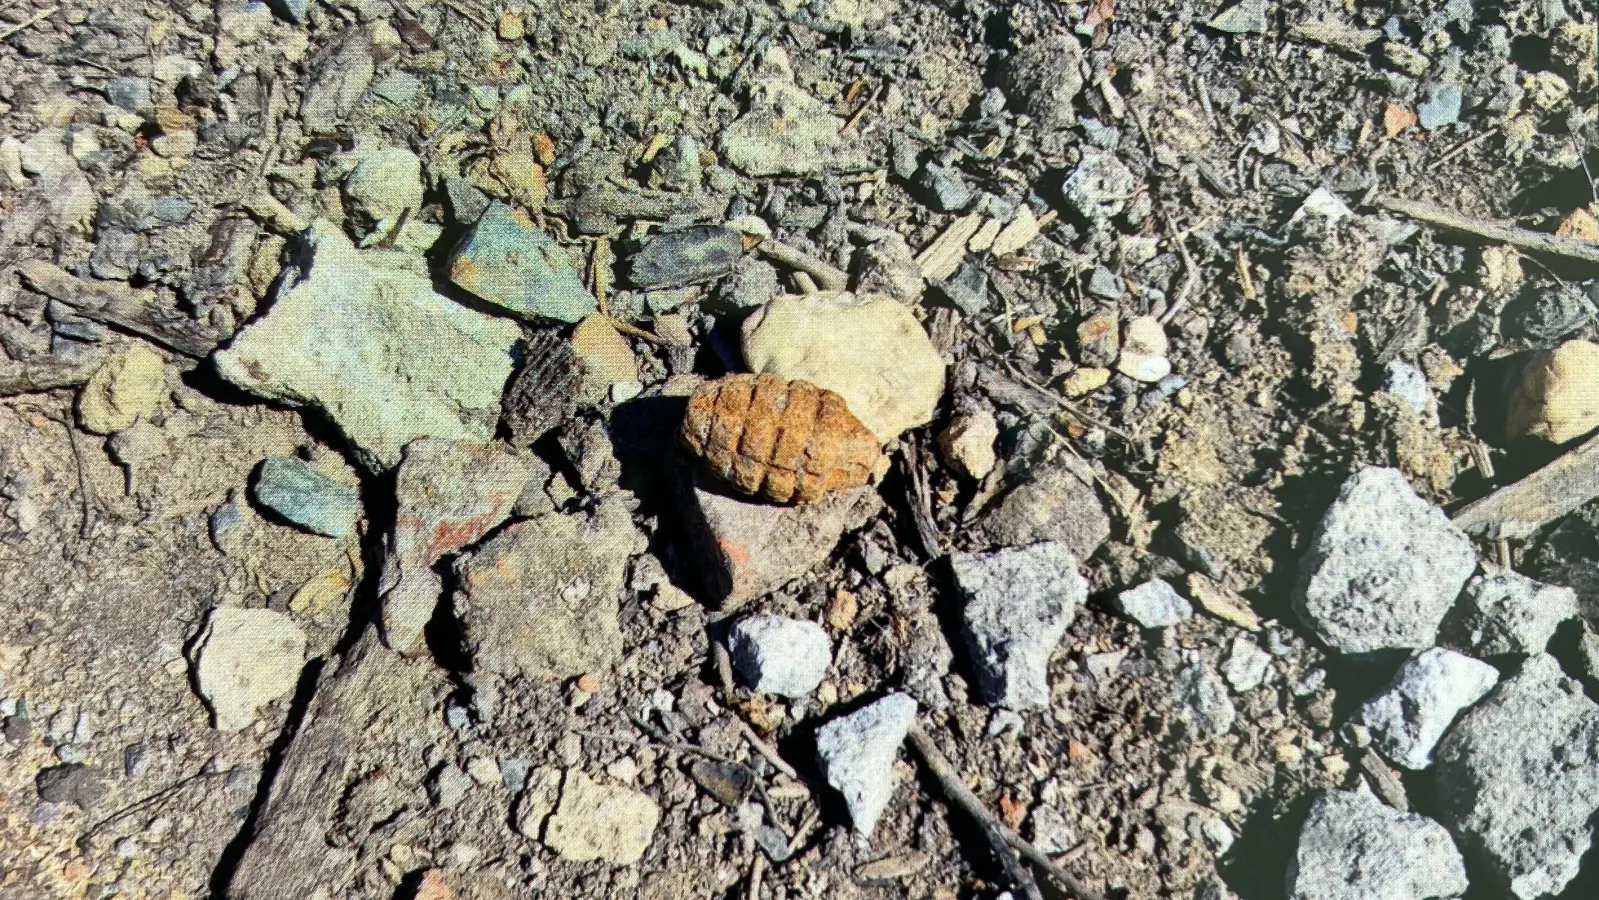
<box><xmin>0</xmin><ymin>5</ymin><xmax>58</xmax><ymax>41</ymax></box>
<box><xmin>908</xmin><ymin>726</ymin><xmax>1104</xmax><ymax>900</ymax></box>
<box><xmin>735</xmin><ymin>719</ymin><xmax>800</xmax><ymax>782</ymax></box>
<box><xmin>1376</xmin><ymin>196</ymin><xmax>1599</xmax><ymax>266</ymax></box>
<box><xmin>756</xmin><ymin>238</ymin><xmax>849</xmax><ymax>292</ymax></box>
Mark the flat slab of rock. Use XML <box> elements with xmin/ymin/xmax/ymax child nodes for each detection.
<box><xmin>1114</xmin><ymin>578</ymin><xmax>1192</xmax><ymax>628</ymax></box>
<box><xmin>251</xmin><ymin>457</ymin><xmax>361</xmax><ymax>538</ymax></box>
<box><xmin>680</xmin><ymin>468</ymin><xmax>881</xmax><ymax>609</ymax></box>
<box><xmin>1434</xmin><ymin>654</ymin><xmax>1599</xmax><ymax>898</ymax></box>
<box><xmin>1295</xmin><ymin>467</ymin><xmax>1477</xmax><ymax>653</ymax></box>
<box><xmin>950</xmin><ymin>542</ymin><xmax>1086</xmax><ymax>710</ymax></box>
<box><xmin>719</xmin><ymin>48</ymin><xmax>868</xmax><ymax>177</ymax></box>
<box><xmin>214</xmin><ymin>223</ymin><xmax>521</xmax><ymax>471</ymax></box>
<box><xmin>1289</xmin><ymin>789</ymin><xmax>1468</xmax><ymax>900</ymax></box>
<box><xmin>190</xmin><ymin>607</ymin><xmax>308</xmax><ymax>732</ymax></box>
<box><xmin>1448</xmin><ymin>564</ymin><xmax>1577</xmax><ymax>657</ymax></box>
<box><xmin>741</xmin><ymin>291</ymin><xmax>945</xmax><ymax>443</ymax></box>
<box><xmin>815</xmin><ymin>693</ymin><xmax>916</xmax><ymax>837</ymax></box>
<box><xmin>379</xmin><ymin>439</ymin><xmax>545</xmax><ymax>656</ymax></box>
<box><xmin>1355</xmin><ymin>647</ymin><xmax>1497</xmax><ymax>770</ymax></box>
<box><xmin>977</xmin><ymin>458</ymin><xmax>1110</xmax><ymax>561</ymax></box>
<box><xmin>455</xmin><ymin>497</ymin><xmax>641</xmax><ymax>680</ymax></box>
<box><xmin>627</xmin><ymin>224</ymin><xmax>744</xmax><ymax>288</ymax></box>
<box><xmin>447</xmin><ymin>202</ymin><xmax>595</xmax><ymax>324</ymax></box>
<box><xmin>544</xmin><ymin>770</ymin><xmax>660</xmax><ymax>865</ymax></box>
<box><xmin>729</xmin><ymin>614</ymin><xmax>832</xmax><ymax>698</ymax></box>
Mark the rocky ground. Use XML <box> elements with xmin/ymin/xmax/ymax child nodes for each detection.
<box><xmin>1</xmin><ymin>0</ymin><xmax>1598</xmax><ymax>898</ymax></box>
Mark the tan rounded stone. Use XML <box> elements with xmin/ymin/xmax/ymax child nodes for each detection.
<box><xmin>1506</xmin><ymin>340</ymin><xmax>1599</xmax><ymax>444</ymax></box>
<box><xmin>77</xmin><ymin>343</ymin><xmax>167</xmax><ymax>434</ymax></box>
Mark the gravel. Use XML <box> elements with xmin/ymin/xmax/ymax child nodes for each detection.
<box><xmin>815</xmin><ymin>693</ymin><xmax>917</xmax><ymax>837</ymax></box>
<box><xmin>1447</xmin><ymin>565</ymin><xmax>1578</xmax><ymax>657</ymax></box>
<box><xmin>1295</xmin><ymin>467</ymin><xmax>1478</xmax><ymax>653</ymax></box>
<box><xmin>728</xmin><ymin>614</ymin><xmax>832</xmax><ymax>699</ymax></box>
<box><xmin>1354</xmin><ymin>647</ymin><xmax>1498</xmax><ymax>770</ymax></box>
<box><xmin>1114</xmin><ymin>578</ymin><xmax>1193</xmax><ymax>628</ymax></box>
<box><xmin>950</xmin><ymin>542</ymin><xmax>1086</xmax><ymax>710</ymax></box>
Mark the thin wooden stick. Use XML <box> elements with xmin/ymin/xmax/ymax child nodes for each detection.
<box><xmin>735</xmin><ymin>719</ymin><xmax>800</xmax><ymax>781</ymax></box>
<box><xmin>1375</xmin><ymin>195</ymin><xmax>1599</xmax><ymax>265</ymax></box>
<box><xmin>0</xmin><ymin>5</ymin><xmax>58</xmax><ymax>42</ymax></box>
<box><xmin>908</xmin><ymin>725</ymin><xmax>1105</xmax><ymax>900</ymax></box>
<box><xmin>756</xmin><ymin>239</ymin><xmax>849</xmax><ymax>292</ymax></box>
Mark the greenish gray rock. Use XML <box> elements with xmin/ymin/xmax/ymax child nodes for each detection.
<box><xmin>251</xmin><ymin>457</ymin><xmax>361</xmax><ymax>538</ymax></box>
<box><xmin>720</xmin><ymin>48</ymin><xmax>868</xmax><ymax>177</ymax></box>
<box><xmin>627</xmin><ymin>225</ymin><xmax>744</xmax><ymax>288</ymax></box>
<box><xmin>448</xmin><ymin>202</ymin><xmax>596</xmax><ymax>323</ymax></box>
<box><xmin>213</xmin><ymin>222</ymin><xmax>521</xmax><ymax>471</ymax></box>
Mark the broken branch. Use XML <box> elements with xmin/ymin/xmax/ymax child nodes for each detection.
<box><xmin>16</xmin><ymin>261</ymin><xmax>226</xmax><ymax>358</ymax></box>
<box><xmin>755</xmin><ymin>238</ymin><xmax>849</xmax><ymax>292</ymax></box>
<box><xmin>1375</xmin><ymin>196</ymin><xmax>1599</xmax><ymax>267</ymax></box>
<box><xmin>907</xmin><ymin>725</ymin><xmax>1105</xmax><ymax>900</ymax></box>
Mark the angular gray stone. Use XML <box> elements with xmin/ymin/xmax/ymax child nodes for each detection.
<box><xmin>854</xmin><ymin>235</ymin><xmax>924</xmax><ymax>305</ymax></box>
<box><xmin>680</xmin><ymin>469</ymin><xmax>882</xmax><ymax>608</ymax></box>
<box><xmin>1450</xmin><ymin>565</ymin><xmax>1577</xmax><ymax>657</ymax></box>
<box><xmin>1114</xmin><ymin>578</ymin><xmax>1193</xmax><ymax>628</ymax></box>
<box><xmin>1355</xmin><ymin>647</ymin><xmax>1498</xmax><ymax>770</ymax></box>
<box><xmin>1174</xmin><ymin>655</ymin><xmax>1236</xmax><ymax>736</ymax></box>
<box><xmin>213</xmin><ymin>223</ymin><xmax>521</xmax><ymax>471</ymax></box>
<box><xmin>1417</xmin><ymin>84</ymin><xmax>1463</xmax><ymax>131</ymax></box>
<box><xmin>379</xmin><ymin>439</ymin><xmax>545</xmax><ymax>656</ymax></box>
<box><xmin>720</xmin><ymin>49</ymin><xmax>868</xmax><ymax>177</ymax></box>
<box><xmin>342</xmin><ymin>147</ymin><xmax>423</xmax><ymax>232</ymax></box>
<box><xmin>951</xmin><ymin>543</ymin><xmax>1086</xmax><ymax>710</ymax></box>
<box><xmin>448</xmin><ymin>202</ymin><xmax>596</xmax><ymax>324</ymax></box>
<box><xmin>916</xmin><ymin>161</ymin><xmax>974</xmax><ymax>212</ymax></box>
<box><xmin>251</xmin><ymin>457</ymin><xmax>361</xmax><ymax>539</ymax></box>
<box><xmin>815</xmin><ymin>693</ymin><xmax>917</xmax><ymax>837</ymax></box>
<box><xmin>190</xmin><ymin>607</ymin><xmax>308</xmax><ymax>733</ymax></box>
<box><xmin>1002</xmin><ymin>36</ymin><xmax>1085</xmax><ymax>132</ymax></box>
<box><xmin>978</xmin><ymin>458</ymin><xmax>1110</xmax><ymax>561</ymax></box>
<box><xmin>455</xmin><ymin>496</ymin><xmax>642</xmax><ymax>680</ymax></box>
<box><xmin>1209</xmin><ymin>0</ymin><xmax>1271</xmax><ymax>35</ymax></box>
<box><xmin>628</xmin><ymin>225</ymin><xmax>744</xmax><ymax>289</ymax></box>
<box><xmin>1434</xmin><ymin>654</ymin><xmax>1599</xmax><ymax>899</ymax></box>
<box><xmin>1295</xmin><ymin>467</ymin><xmax>1477</xmax><ymax>653</ymax></box>
<box><xmin>728</xmin><ymin>614</ymin><xmax>832</xmax><ymax>699</ymax></box>
<box><xmin>1222</xmin><ymin>634</ymin><xmax>1273</xmax><ymax>693</ymax></box>
<box><xmin>1062</xmin><ymin>150</ymin><xmax>1138</xmax><ymax>220</ymax></box>
<box><xmin>35</xmin><ymin>764</ymin><xmax>107</xmax><ymax>810</ymax></box>
<box><xmin>1288</xmin><ymin>789</ymin><xmax>1468</xmax><ymax>900</ymax></box>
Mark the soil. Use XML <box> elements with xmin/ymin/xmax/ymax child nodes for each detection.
<box><xmin>1</xmin><ymin>0</ymin><xmax>1597</xmax><ymax>899</ymax></box>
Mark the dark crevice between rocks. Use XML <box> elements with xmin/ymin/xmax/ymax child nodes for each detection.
<box><xmin>205</xmin><ymin>449</ymin><xmax>399</xmax><ymax>896</ymax></box>
<box><xmin>1216</xmin><ymin>791</ymin><xmax>1316</xmax><ymax>900</ymax></box>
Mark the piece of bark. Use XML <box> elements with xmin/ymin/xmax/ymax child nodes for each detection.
<box><xmin>1451</xmin><ymin>433</ymin><xmax>1599</xmax><ymax>539</ymax></box>
<box><xmin>16</xmin><ymin>261</ymin><xmax>226</xmax><ymax>358</ymax></box>
<box><xmin>1376</xmin><ymin>196</ymin><xmax>1599</xmax><ymax>267</ymax></box>
<box><xmin>502</xmin><ymin>328</ymin><xmax>579</xmax><ymax>446</ymax></box>
<box><xmin>0</xmin><ymin>356</ymin><xmax>99</xmax><ymax>396</ymax></box>
<box><xmin>226</xmin><ymin>629</ymin><xmax>425</xmax><ymax>899</ymax></box>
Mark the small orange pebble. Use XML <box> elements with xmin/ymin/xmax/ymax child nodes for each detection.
<box><xmin>1382</xmin><ymin>102</ymin><xmax>1417</xmax><ymax>138</ymax></box>
<box><xmin>575</xmin><ymin>672</ymin><xmax>600</xmax><ymax>693</ymax></box>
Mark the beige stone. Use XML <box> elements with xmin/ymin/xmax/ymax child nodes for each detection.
<box><xmin>1507</xmin><ymin>340</ymin><xmax>1599</xmax><ymax>444</ymax></box>
<box><xmin>1062</xmin><ymin>367</ymin><xmax>1111</xmax><ymax>398</ymax></box>
<box><xmin>190</xmin><ymin>607</ymin><xmax>307</xmax><ymax>732</ymax></box>
<box><xmin>937</xmin><ymin>408</ymin><xmax>998</xmax><ymax>480</ymax></box>
<box><xmin>78</xmin><ymin>343</ymin><xmax>167</xmax><ymax>434</ymax></box>
<box><xmin>741</xmin><ymin>291</ymin><xmax>946</xmax><ymax>442</ymax></box>
<box><xmin>572</xmin><ymin>316</ymin><xmax>638</xmax><ymax>403</ymax></box>
<box><xmin>544</xmin><ymin>770</ymin><xmax>660</xmax><ymax>865</ymax></box>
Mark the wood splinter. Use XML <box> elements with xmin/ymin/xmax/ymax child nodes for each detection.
<box><xmin>907</xmin><ymin>725</ymin><xmax>1106</xmax><ymax>900</ymax></box>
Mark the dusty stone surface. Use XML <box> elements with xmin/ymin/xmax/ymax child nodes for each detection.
<box><xmin>448</xmin><ymin>202</ymin><xmax>595</xmax><ymax>324</ymax></box>
<box><xmin>543</xmin><ymin>770</ymin><xmax>661</xmax><ymax>865</ymax></box>
<box><xmin>379</xmin><ymin>439</ymin><xmax>544</xmax><ymax>656</ymax></box>
<box><xmin>214</xmin><ymin>223</ymin><xmax>521</xmax><ymax>471</ymax></box>
<box><xmin>1114</xmin><ymin>578</ymin><xmax>1193</xmax><ymax>629</ymax></box>
<box><xmin>728</xmin><ymin>614</ymin><xmax>832</xmax><ymax>699</ymax></box>
<box><xmin>679</xmin><ymin>469</ymin><xmax>882</xmax><ymax>608</ymax></box>
<box><xmin>1288</xmin><ymin>789</ymin><xmax>1468</xmax><ymax>900</ymax></box>
<box><xmin>1447</xmin><ymin>565</ymin><xmax>1578</xmax><ymax>657</ymax></box>
<box><xmin>741</xmin><ymin>291</ymin><xmax>946</xmax><ymax>443</ymax></box>
<box><xmin>189</xmin><ymin>607</ymin><xmax>308</xmax><ymax>733</ymax></box>
<box><xmin>936</xmin><ymin>407</ymin><xmax>998</xmax><ymax>480</ymax></box>
<box><xmin>454</xmin><ymin>497</ymin><xmax>642</xmax><ymax>681</ymax></box>
<box><xmin>77</xmin><ymin>343</ymin><xmax>166</xmax><ymax>435</ymax></box>
<box><xmin>978</xmin><ymin>457</ymin><xmax>1110</xmax><ymax>561</ymax></box>
<box><xmin>1295</xmin><ymin>467</ymin><xmax>1477</xmax><ymax>653</ymax></box>
<box><xmin>1505</xmin><ymin>339</ymin><xmax>1599</xmax><ymax>444</ymax></box>
<box><xmin>1434</xmin><ymin>655</ymin><xmax>1599</xmax><ymax>899</ymax></box>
